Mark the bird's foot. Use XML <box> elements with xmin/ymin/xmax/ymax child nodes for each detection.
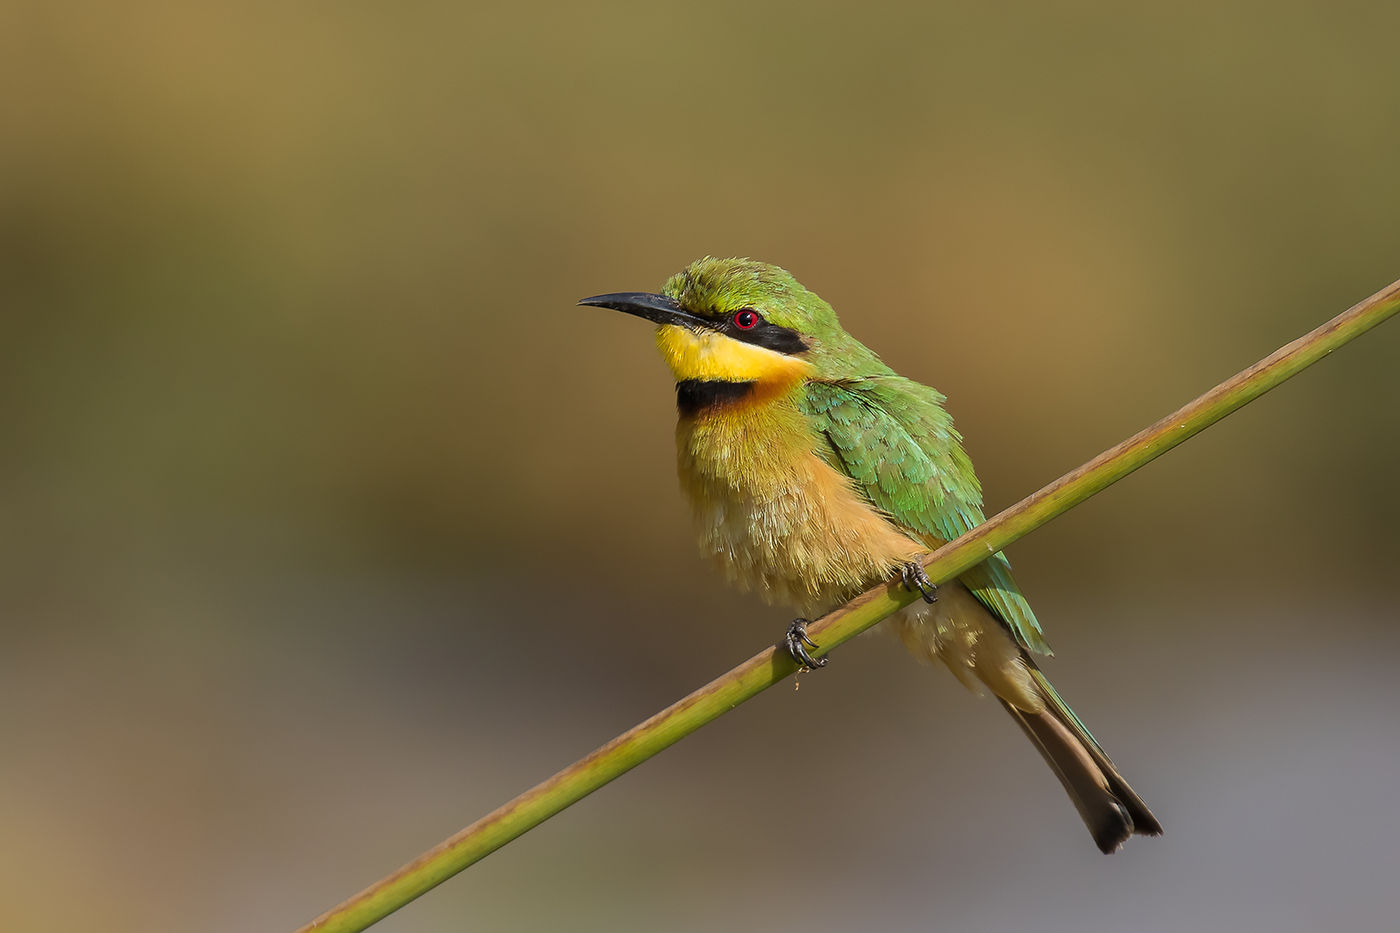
<box><xmin>900</xmin><ymin>562</ymin><xmax>938</xmax><ymax>603</ymax></box>
<box><xmin>784</xmin><ymin>618</ymin><xmax>828</xmax><ymax>671</ymax></box>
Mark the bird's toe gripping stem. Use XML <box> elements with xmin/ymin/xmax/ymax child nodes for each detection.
<box><xmin>900</xmin><ymin>561</ymin><xmax>938</xmax><ymax>604</ymax></box>
<box><xmin>784</xmin><ymin>618</ymin><xmax>828</xmax><ymax>671</ymax></box>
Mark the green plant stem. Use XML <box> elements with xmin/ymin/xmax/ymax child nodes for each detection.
<box><xmin>297</xmin><ymin>278</ymin><xmax>1400</xmax><ymax>933</ymax></box>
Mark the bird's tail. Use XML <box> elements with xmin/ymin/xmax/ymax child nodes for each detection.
<box><xmin>999</xmin><ymin>664</ymin><xmax>1163</xmax><ymax>853</ymax></box>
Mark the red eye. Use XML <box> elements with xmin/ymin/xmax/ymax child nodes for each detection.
<box><xmin>733</xmin><ymin>309</ymin><xmax>759</xmax><ymax>330</ymax></box>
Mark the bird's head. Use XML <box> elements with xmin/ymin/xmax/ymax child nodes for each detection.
<box><xmin>579</xmin><ymin>257</ymin><xmax>850</xmax><ymax>385</ymax></box>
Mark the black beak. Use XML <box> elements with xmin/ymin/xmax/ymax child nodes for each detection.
<box><xmin>578</xmin><ymin>292</ymin><xmax>707</xmax><ymax>329</ymax></box>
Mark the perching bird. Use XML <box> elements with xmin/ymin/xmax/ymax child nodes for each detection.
<box><xmin>580</xmin><ymin>257</ymin><xmax>1161</xmax><ymax>853</ymax></box>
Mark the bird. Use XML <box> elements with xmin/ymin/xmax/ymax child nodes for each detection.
<box><xmin>579</xmin><ymin>257</ymin><xmax>1161</xmax><ymax>853</ymax></box>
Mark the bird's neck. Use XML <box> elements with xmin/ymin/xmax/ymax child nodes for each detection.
<box><xmin>674</xmin><ymin>376</ymin><xmax>810</xmax><ymax>418</ymax></box>
<box><xmin>675</xmin><ymin>379</ymin><xmax>755</xmax><ymax>416</ymax></box>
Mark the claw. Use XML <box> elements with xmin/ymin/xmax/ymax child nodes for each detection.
<box><xmin>900</xmin><ymin>562</ymin><xmax>938</xmax><ymax>604</ymax></box>
<box><xmin>784</xmin><ymin>618</ymin><xmax>829</xmax><ymax>670</ymax></box>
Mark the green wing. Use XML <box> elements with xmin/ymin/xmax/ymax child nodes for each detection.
<box><xmin>800</xmin><ymin>377</ymin><xmax>1052</xmax><ymax>656</ymax></box>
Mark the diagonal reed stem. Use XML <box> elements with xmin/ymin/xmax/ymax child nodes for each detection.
<box><xmin>298</xmin><ymin>278</ymin><xmax>1400</xmax><ymax>932</ymax></box>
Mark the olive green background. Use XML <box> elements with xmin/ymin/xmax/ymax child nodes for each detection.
<box><xmin>4</xmin><ymin>3</ymin><xmax>1399</xmax><ymax>931</ymax></box>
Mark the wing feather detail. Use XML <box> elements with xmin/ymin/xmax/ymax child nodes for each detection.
<box><xmin>800</xmin><ymin>377</ymin><xmax>1052</xmax><ymax>656</ymax></box>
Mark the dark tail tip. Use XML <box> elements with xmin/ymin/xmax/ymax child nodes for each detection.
<box><xmin>1089</xmin><ymin>795</ymin><xmax>1161</xmax><ymax>854</ymax></box>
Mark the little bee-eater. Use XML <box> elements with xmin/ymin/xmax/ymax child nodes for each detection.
<box><xmin>580</xmin><ymin>257</ymin><xmax>1161</xmax><ymax>853</ymax></box>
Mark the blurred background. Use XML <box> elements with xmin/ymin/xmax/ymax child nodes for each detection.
<box><xmin>3</xmin><ymin>2</ymin><xmax>1399</xmax><ymax>931</ymax></box>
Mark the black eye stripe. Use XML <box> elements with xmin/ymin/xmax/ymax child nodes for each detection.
<box><xmin>716</xmin><ymin>314</ymin><xmax>808</xmax><ymax>354</ymax></box>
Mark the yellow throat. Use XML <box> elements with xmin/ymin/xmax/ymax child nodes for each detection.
<box><xmin>654</xmin><ymin>324</ymin><xmax>812</xmax><ymax>385</ymax></box>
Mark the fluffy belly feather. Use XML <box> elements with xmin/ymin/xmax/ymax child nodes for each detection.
<box><xmin>676</xmin><ymin>406</ymin><xmax>923</xmax><ymax>616</ymax></box>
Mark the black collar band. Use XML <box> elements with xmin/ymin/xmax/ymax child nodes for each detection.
<box><xmin>676</xmin><ymin>380</ymin><xmax>756</xmax><ymax>416</ymax></box>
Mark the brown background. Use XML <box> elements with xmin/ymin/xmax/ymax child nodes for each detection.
<box><xmin>4</xmin><ymin>3</ymin><xmax>1399</xmax><ymax>931</ymax></box>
